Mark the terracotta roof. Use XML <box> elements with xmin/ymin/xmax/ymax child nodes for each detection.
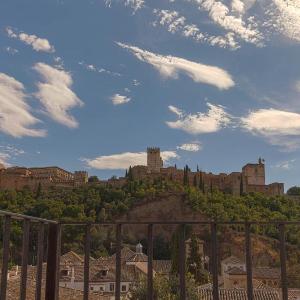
<box><xmin>127</xmin><ymin>252</ymin><xmax>148</xmax><ymax>263</ymax></box>
<box><xmin>253</xmin><ymin>268</ymin><xmax>281</xmax><ymax>280</ymax></box>
<box><xmin>110</xmin><ymin>247</ymin><xmax>135</xmax><ymax>261</ymax></box>
<box><xmin>199</xmin><ymin>287</ymin><xmax>280</xmax><ymax>300</ymax></box>
<box><xmin>222</xmin><ymin>256</ymin><xmax>244</xmax><ymax>265</ymax></box>
<box><xmin>225</xmin><ymin>266</ymin><xmax>247</xmax><ymax>275</ymax></box>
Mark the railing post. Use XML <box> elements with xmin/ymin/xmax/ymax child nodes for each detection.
<box><xmin>115</xmin><ymin>224</ymin><xmax>122</xmax><ymax>300</ymax></box>
<box><xmin>211</xmin><ymin>222</ymin><xmax>219</xmax><ymax>300</ymax></box>
<box><xmin>0</xmin><ymin>215</ymin><xmax>11</xmax><ymax>300</ymax></box>
<box><xmin>84</xmin><ymin>224</ymin><xmax>91</xmax><ymax>300</ymax></box>
<box><xmin>245</xmin><ymin>222</ymin><xmax>253</xmax><ymax>300</ymax></box>
<box><xmin>147</xmin><ymin>224</ymin><xmax>153</xmax><ymax>300</ymax></box>
<box><xmin>35</xmin><ymin>222</ymin><xmax>45</xmax><ymax>300</ymax></box>
<box><xmin>20</xmin><ymin>219</ymin><xmax>30</xmax><ymax>300</ymax></box>
<box><xmin>279</xmin><ymin>223</ymin><xmax>288</xmax><ymax>300</ymax></box>
<box><xmin>179</xmin><ymin>224</ymin><xmax>186</xmax><ymax>300</ymax></box>
<box><xmin>45</xmin><ymin>223</ymin><xmax>61</xmax><ymax>300</ymax></box>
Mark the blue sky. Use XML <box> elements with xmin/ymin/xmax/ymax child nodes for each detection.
<box><xmin>1</xmin><ymin>0</ymin><xmax>300</xmax><ymax>189</ymax></box>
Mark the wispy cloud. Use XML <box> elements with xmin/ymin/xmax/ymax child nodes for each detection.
<box><xmin>83</xmin><ymin>150</ymin><xmax>178</xmax><ymax>170</ymax></box>
<box><xmin>0</xmin><ymin>73</ymin><xmax>46</xmax><ymax>138</ymax></box>
<box><xmin>241</xmin><ymin>108</ymin><xmax>300</xmax><ymax>151</ymax></box>
<box><xmin>33</xmin><ymin>63</ymin><xmax>84</xmax><ymax>128</ymax></box>
<box><xmin>166</xmin><ymin>103</ymin><xmax>232</xmax><ymax>134</ymax></box>
<box><xmin>117</xmin><ymin>42</ymin><xmax>235</xmax><ymax>90</ymax></box>
<box><xmin>0</xmin><ymin>145</ymin><xmax>25</xmax><ymax>166</ymax></box>
<box><xmin>111</xmin><ymin>94</ymin><xmax>131</xmax><ymax>105</ymax></box>
<box><xmin>153</xmin><ymin>9</ymin><xmax>239</xmax><ymax>49</ymax></box>
<box><xmin>187</xmin><ymin>0</ymin><xmax>263</xmax><ymax>46</ymax></box>
<box><xmin>79</xmin><ymin>61</ymin><xmax>121</xmax><ymax>77</ymax></box>
<box><xmin>104</xmin><ymin>0</ymin><xmax>145</xmax><ymax>13</ymax></box>
<box><xmin>6</xmin><ymin>27</ymin><xmax>55</xmax><ymax>53</ymax></box>
<box><xmin>273</xmin><ymin>159</ymin><xmax>296</xmax><ymax>170</ymax></box>
<box><xmin>4</xmin><ymin>46</ymin><xmax>19</xmax><ymax>55</ymax></box>
<box><xmin>177</xmin><ymin>142</ymin><xmax>202</xmax><ymax>152</ymax></box>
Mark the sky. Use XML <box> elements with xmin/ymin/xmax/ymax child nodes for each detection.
<box><xmin>1</xmin><ymin>0</ymin><xmax>300</xmax><ymax>189</ymax></box>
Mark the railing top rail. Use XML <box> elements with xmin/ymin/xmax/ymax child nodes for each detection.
<box><xmin>59</xmin><ymin>220</ymin><xmax>300</xmax><ymax>225</ymax></box>
<box><xmin>0</xmin><ymin>210</ymin><xmax>58</xmax><ymax>224</ymax></box>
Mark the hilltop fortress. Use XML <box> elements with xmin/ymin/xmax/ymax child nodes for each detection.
<box><xmin>0</xmin><ymin>165</ymin><xmax>88</xmax><ymax>190</ymax></box>
<box><xmin>0</xmin><ymin>147</ymin><xmax>284</xmax><ymax>196</ymax></box>
<box><xmin>128</xmin><ymin>147</ymin><xmax>284</xmax><ymax>196</ymax></box>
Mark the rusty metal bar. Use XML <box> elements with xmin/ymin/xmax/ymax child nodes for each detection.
<box><xmin>45</xmin><ymin>223</ymin><xmax>60</xmax><ymax>300</ymax></box>
<box><xmin>147</xmin><ymin>224</ymin><xmax>153</xmax><ymax>300</ymax></box>
<box><xmin>211</xmin><ymin>222</ymin><xmax>219</xmax><ymax>300</ymax></box>
<box><xmin>279</xmin><ymin>223</ymin><xmax>288</xmax><ymax>300</ymax></box>
<box><xmin>245</xmin><ymin>222</ymin><xmax>253</xmax><ymax>300</ymax></box>
<box><xmin>20</xmin><ymin>219</ymin><xmax>30</xmax><ymax>300</ymax></box>
<box><xmin>35</xmin><ymin>223</ymin><xmax>45</xmax><ymax>300</ymax></box>
<box><xmin>0</xmin><ymin>215</ymin><xmax>11</xmax><ymax>300</ymax></box>
<box><xmin>115</xmin><ymin>224</ymin><xmax>122</xmax><ymax>300</ymax></box>
<box><xmin>55</xmin><ymin>224</ymin><xmax>61</xmax><ymax>300</ymax></box>
<box><xmin>179</xmin><ymin>224</ymin><xmax>186</xmax><ymax>300</ymax></box>
<box><xmin>84</xmin><ymin>224</ymin><xmax>91</xmax><ymax>300</ymax></box>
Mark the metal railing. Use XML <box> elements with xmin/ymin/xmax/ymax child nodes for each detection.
<box><xmin>0</xmin><ymin>210</ymin><xmax>295</xmax><ymax>300</ymax></box>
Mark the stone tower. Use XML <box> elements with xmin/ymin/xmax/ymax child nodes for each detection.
<box><xmin>147</xmin><ymin>147</ymin><xmax>163</xmax><ymax>173</ymax></box>
<box><xmin>242</xmin><ymin>158</ymin><xmax>265</xmax><ymax>191</ymax></box>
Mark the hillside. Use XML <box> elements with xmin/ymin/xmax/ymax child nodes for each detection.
<box><xmin>1</xmin><ymin>179</ymin><xmax>300</xmax><ymax>286</ymax></box>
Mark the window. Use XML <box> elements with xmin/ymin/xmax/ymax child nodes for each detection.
<box><xmin>110</xmin><ymin>283</ymin><xmax>115</xmax><ymax>292</ymax></box>
<box><xmin>60</xmin><ymin>269</ymin><xmax>69</xmax><ymax>276</ymax></box>
<box><xmin>99</xmin><ymin>285</ymin><xmax>105</xmax><ymax>291</ymax></box>
<box><xmin>100</xmin><ymin>269</ymin><xmax>108</xmax><ymax>276</ymax></box>
<box><xmin>122</xmin><ymin>285</ymin><xmax>127</xmax><ymax>292</ymax></box>
<box><xmin>90</xmin><ymin>286</ymin><xmax>94</xmax><ymax>291</ymax></box>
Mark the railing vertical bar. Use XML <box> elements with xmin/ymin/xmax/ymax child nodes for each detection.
<box><xmin>45</xmin><ymin>223</ymin><xmax>60</xmax><ymax>300</ymax></box>
<box><xmin>20</xmin><ymin>219</ymin><xmax>30</xmax><ymax>300</ymax></box>
<box><xmin>0</xmin><ymin>215</ymin><xmax>11</xmax><ymax>300</ymax></box>
<box><xmin>147</xmin><ymin>224</ymin><xmax>154</xmax><ymax>300</ymax></box>
<box><xmin>83</xmin><ymin>224</ymin><xmax>91</xmax><ymax>300</ymax></box>
<box><xmin>35</xmin><ymin>222</ymin><xmax>45</xmax><ymax>300</ymax></box>
<box><xmin>115</xmin><ymin>224</ymin><xmax>122</xmax><ymax>300</ymax></box>
<box><xmin>55</xmin><ymin>224</ymin><xmax>61</xmax><ymax>300</ymax></box>
<box><xmin>279</xmin><ymin>223</ymin><xmax>288</xmax><ymax>300</ymax></box>
<box><xmin>179</xmin><ymin>224</ymin><xmax>186</xmax><ymax>300</ymax></box>
<box><xmin>211</xmin><ymin>222</ymin><xmax>219</xmax><ymax>300</ymax></box>
<box><xmin>245</xmin><ymin>222</ymin><xmax>253</xmax><ymax>300</ymax></box>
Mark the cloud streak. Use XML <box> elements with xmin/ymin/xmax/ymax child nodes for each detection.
<box><xmin>111</xmin><ymin>94</ymin><xmax>131</xmax><ymax>105</ymax></box>
<box><xmin>0</xmin><ymin>73</ymin><xmax>46</xmax><ymax>138</ymax></box>
<box><xmin>166</xmin><ymin>103</ymin><xmax>232</xmax><ymax>134</ymax></box>
<box><xmin>33</xmin><ymin>63</ymin><xmax>84</xmax><ymax>128</ymax></box>
<box><xmin>117</xmin><ymin>42</ymin><xmax>235</xmax><ymax>90</ymax></box>
<box><xmin>84</xmin><ymin>150</ymin><xmax>178</xmax><ymax>170</ymax></box>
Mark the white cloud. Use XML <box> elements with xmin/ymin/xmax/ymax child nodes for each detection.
<box><xmin>177</xmin><ymin>143</ymin><xmax>202</xmax><ymax>151</ymax></box>
<box><xmin>241</xmin><ymin>108</ymin><xmax>300</xmax><ymax>151</ymax></box>
<box><xmin>111</xmin><ymin>94</ymin><xmax>131</xmax><ymax>105</ymax></box>
<box><xmin>6</xmin><ymin>27</ymin><xmax>55</xmax><ymax>53</ymax></box>
<box><xmin>188</xmin><ymin>0</ymin><xmax>263</xmax><ymax>46</ymax></box>
<box><xmin>79</xmin><ymin>61</ymin><xmax>121</xmax><ymax>77</ymax></box>
<box><xmin>0</xmin><ymin>73</ymin><xmax>46</xmax><ymax>138</ymax></box>
<box><xmin>133</xmin><ymin>79</ymin><xmax>141</xmax><ymax>86</ymax></box>
<box><xmin>264</xmin><ymin>0</ymin><xmax>300</xmax><ymax>42</ymax></box>
<box><xmin>117</xmin><ymin>42</ymin><xmax>235</xmax><ymax>90</ymax></box>
<box><xmin>273</xmin><ymin>159</ymin><xmax>296</xmax><ymax>170</ymax></box>
<box><xmin>104</xmin><ymin>0</ymin><xmax>144</xmax><ymax>13</ymax></box>
<box><xmin>0</xmin><ymin>145</ymin><xmax>25</xmax><ymax>167</ymax></box>
<box><xmin>4</xmin><ymin>46</ymin><xmax>19</xmax><ymax>55</ymax></box>
<box><xmin>153</xmin><ymin>9</ymin><xmax>239</xmax><ymax>49</ymax></box>
<box><xmin>0</xmin><ymin>152</ymin><xmax>10</xmax><ymax>166</ymax></box>
<box><xmin>33</xmin><ymin>63</ymin><xmax>84</xmax><ymax>128</ymax></box>
<box><xmin>83</xmin><ymin>150</ymin><xmax>178</xmax><ymax>170</ymax></box>
<box><xmin>166</xmin><ymin>103</ymin><xmax>232</xmax><ymax>134</ymax></box>
<box><xmin>294</xmin><ymin>80</ymin><xmax>300</xmax><ymax>93</ymax></box>
<box><xmin>241</xmin><ymin>108</ymin><xmax>300</xmax><ymax>136</ymax></box>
